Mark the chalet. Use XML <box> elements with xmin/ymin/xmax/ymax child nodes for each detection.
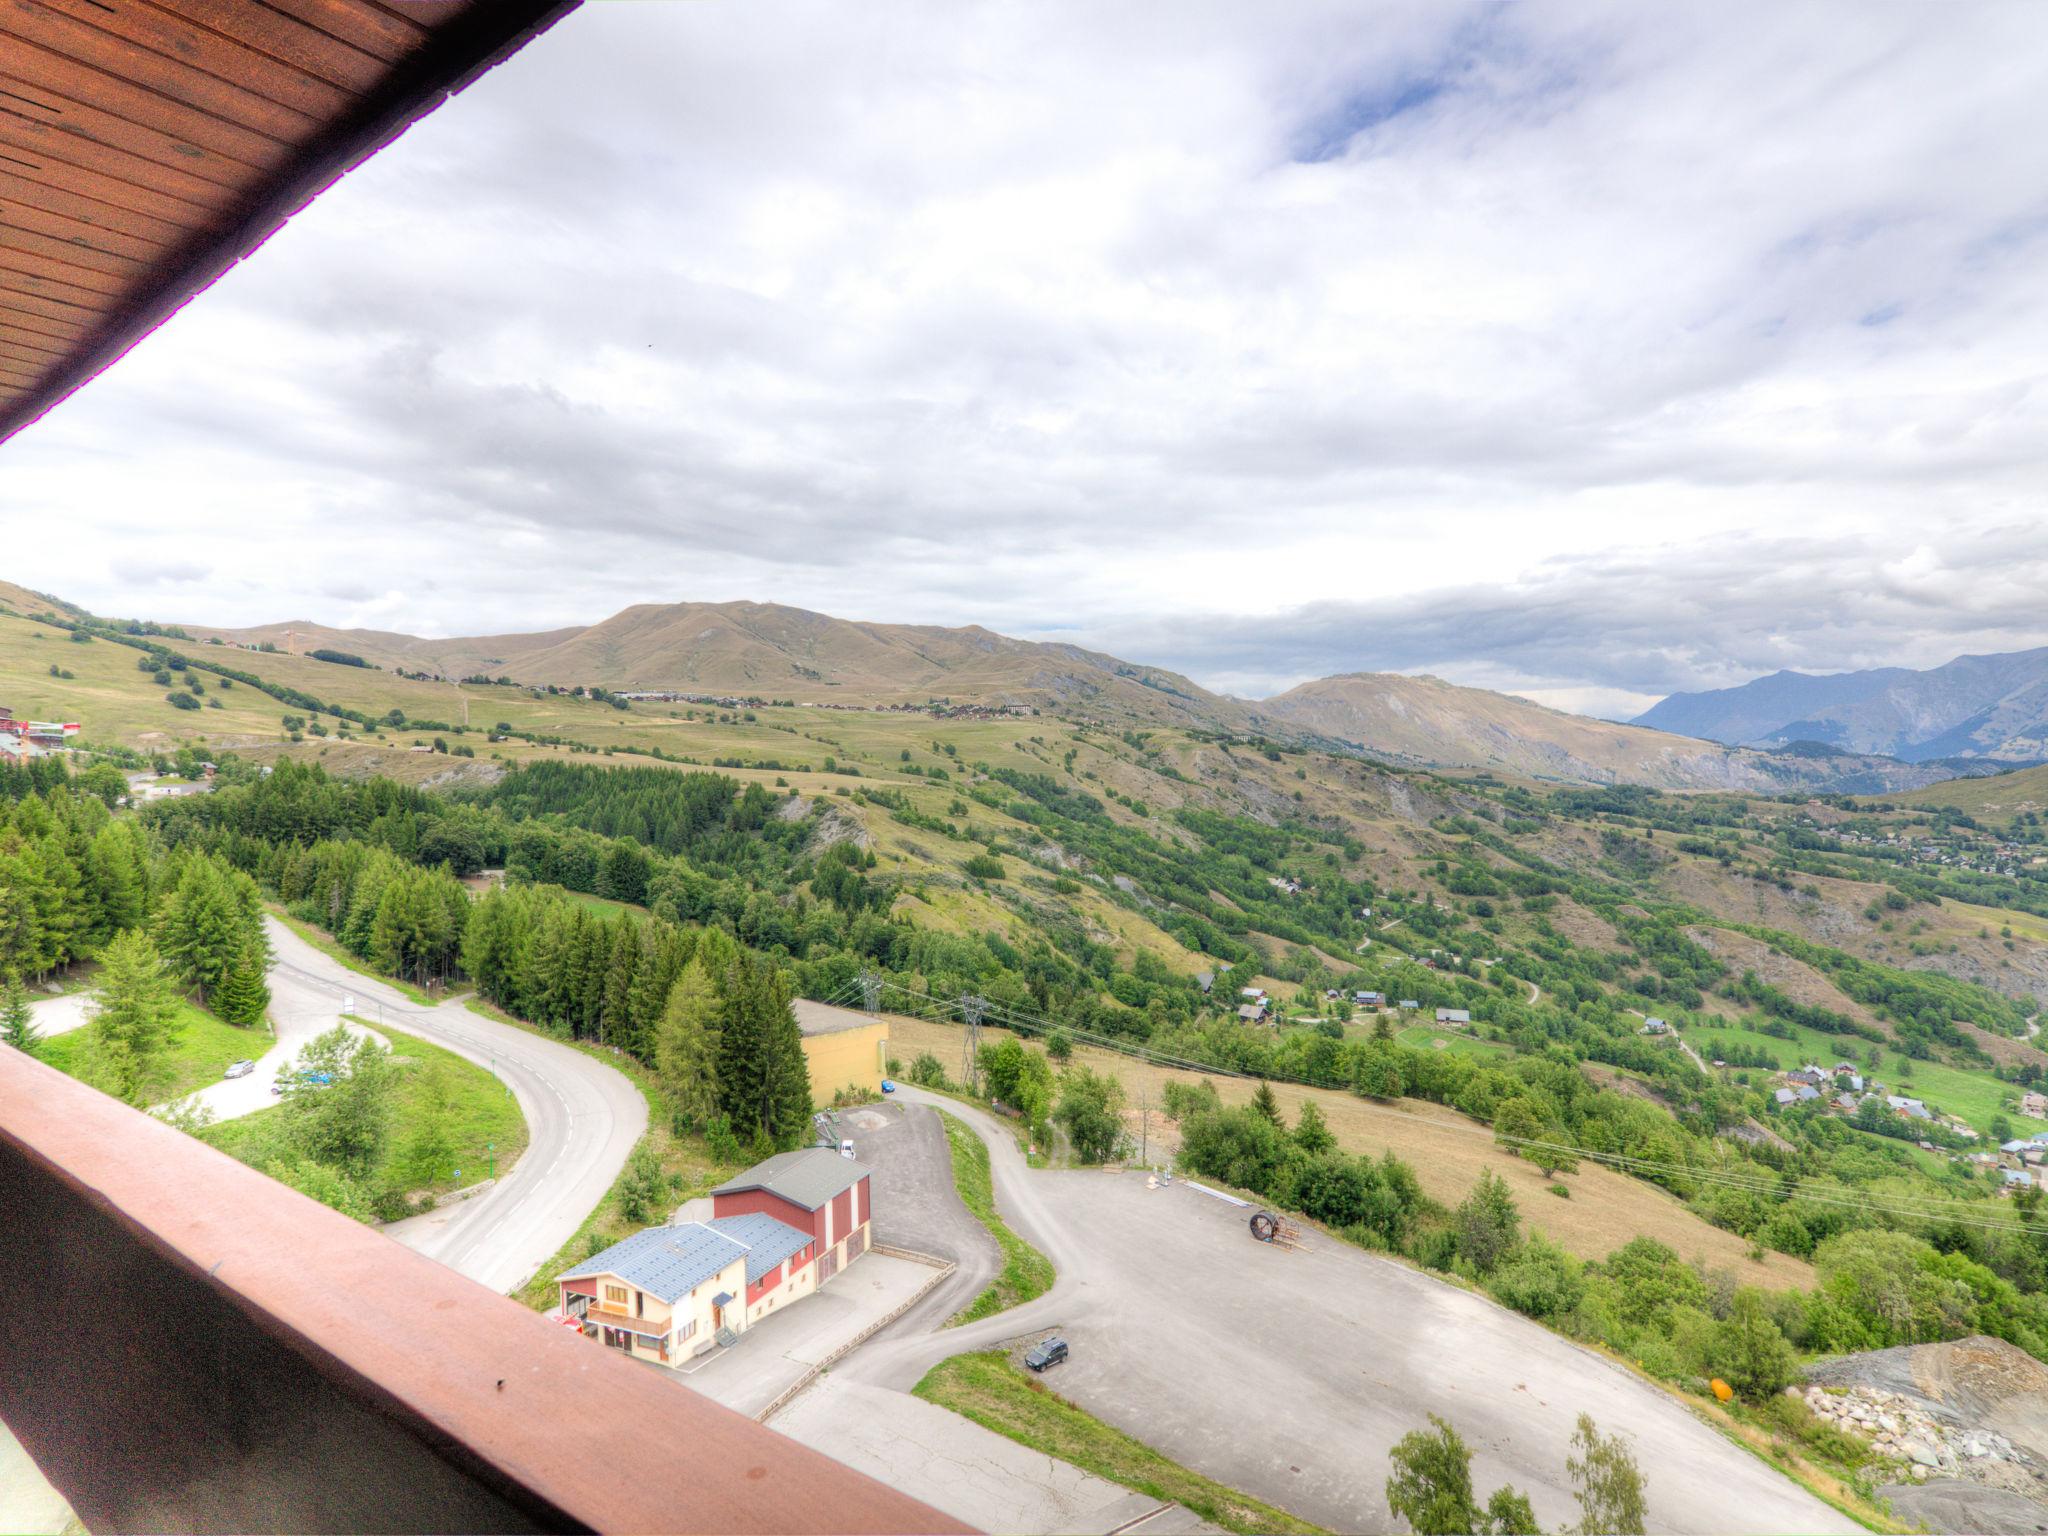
<box><xmin>2005</xmin><ymin>1168</ymin><xmax>2035</xmax><ymax>1190</ymax></box>
<box><xmin>2024</xmin><ymin>1092</ymin><xmax>2048</xmax><ymax>1118</ymax></box>
<box><xmin>1436</xmin><ymin>1008</ymin><xmax>1471</xmax><ymax>1026</ymax></box>
<box><xmin>1773</xmin><ymin>1088</ymin><xmax>1797</xmax><ymax>1106</ymax></box>
<box><xmin>1355</xmin><ymin>991</ymin><xmax>1386</xmax><ymax>1008</ymax></box>
<box><xmin>1398</xmin><ymin>1000</ymin><xmax>1420</xmax><ymax>1011</ymax></box>
<box><xmin>1887</xmin><ymin>1095</ymin><xmax>1932</xmax><ymax>1122</ymax></box>
<box><xmin>1237</xmin><ymin>1002</ymin><xmax>1268</xmax><ymax>1023</ymax></box>
<box><xmin>1833</xmin><ymin>1093</ymin><xmax>1859</xmax><ymax>1111</ymax></box>
<box><xmin>1195</xmin><ymin>972</ymin><xmax>1215</xmax><ymax>994</ymax></box>
<box><xmin>1796</xmin><ymin>1085</ymin><xmax>1822</xmax><ymax>1102</ymax></box>
<box><xmin>1240</xmin><ymin>987</ymin><xmax>1267</xmax><ymax>1002</ymax></box>
<box><xmin>1642</xmin><ymin>1017</ymin><xmax>1669</xmax><ymax>1035</ymax></box>
<box><xmin>1788</xmin><ymin>1066</ymin><xmax>1827</xmax><ymax>1088</ymax></box>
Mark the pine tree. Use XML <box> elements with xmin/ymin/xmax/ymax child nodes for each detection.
<box><xmin>1</xmin><ymin>971</ymin><xmax>40</xmax><ymax>1056</ymax></box>
<box><xmin>88</xmin><ymin>929</ymin><xmax>184</xmax><ymax>1104</ymax></box>
<box><xmin>758</xmin><ymin>966</ymin><xmax>813</xmax><ymax>1150</ymax></box>
<box><xmin>155</xmin><ymin>855</ymin><xmax>247</xmax><ymax>1005</ymax></box>
<box><xmin>655</xmin><ymin>958</ymin><xmax>720</xmax><ymax>1130</ymax></box>
<box><xmin>600</xmin><ymin>911</ymin><xmax>638</xmax><ymax>1048</ymax></box>
<box><xmin>714</xmin><ymin>954</ymin><xmax>813</xmax><ymax>1150</ymax></box>
<box><xmin>212</xmin><ymin>937</ymin><xmax>271</xmax><ymax>1027</ymax></box>
<box><xmin>1251</xmin><ymin>1079</ymin><xmax>1283</xmax><ymax>1125</ymax></box>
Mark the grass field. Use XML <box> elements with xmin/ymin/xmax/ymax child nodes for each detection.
<box><xmin>936</xmin><ymin>1108</ymin><xmax>1056</xmax><ymax>1325</ymax></box>
<box><xmin>912</xmin><ymin>1351</ymin><xmax>1326</xmax><ymax>1536</ymax></box>
<box><xmin>200</xmin><ymin>1021</ymin><xmax>528</xmax><ymax>1196</ymax></box>
<box><xmin>1683</xmin><ymin>1016</ymin><xmax>2043</xmax><ymax>1137</ymax></box>
<box><xmin>565</xmin><ymin>891</ymin><xmax>648</xmax><ymax>922</ymax></box>
<box><xmin>37</xmin><ymin>1001</ymin><xmax>268</xmax><ymax>1101</ymax></box>
<box><xmin>885</xmin><ymin>1012</ymin><xmax>1817</xmax><ymax>1289</ymax></box>
<box><xmin>1394</xmin><ymin>1025</ymin><xmax>1509</xmax><ymax>1058</ymax></box>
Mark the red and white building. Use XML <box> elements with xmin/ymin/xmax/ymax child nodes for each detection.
<box><xmin>554</xmin><ymin>1147</ymin><xmax>872</xmax><ymax>1371</ymax></box>
<box><xmin>0</xmin><ymin>709</ymin><xmax>80</xmax><ymax>759</ymax></box>
<box><xmin>710</xmin><ymin>1146</ymin><xmax>873</xmax><ymax>1299</ymax></box>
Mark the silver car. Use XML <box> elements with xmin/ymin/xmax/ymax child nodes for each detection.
<box><xmin>224</xmin><ymin>1059</ymin><xmax>256</xmax><ymax>1079</ymax></box>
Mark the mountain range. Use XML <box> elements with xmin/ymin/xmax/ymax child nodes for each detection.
<box><xmin>1636</xmin><ymin>649</ymin><xmax>2048</xmax><ymax>762</ymax></box>
<box><xmin>147</xmin><ymin>595</ymin><xmax>2003</xmax><ymax>797</ymax></box>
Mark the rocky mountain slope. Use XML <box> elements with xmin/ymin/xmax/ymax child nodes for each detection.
<box><xmin>1245</xmin><ymin>672</ymin><xmax>1972</xmax><ymax>794</ymax></box>
<box><xmin>1638</xmin><ymin>649</ymin><xmax>2048</xmax><ymax>762</ymax></box>
<box><xmin>1804</xmin><ymin>1337</ymin><xmax>2048</xmax><ymax>1534</ymax></box>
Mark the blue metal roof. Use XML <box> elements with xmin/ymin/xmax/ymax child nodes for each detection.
<box><xmin>560</xmin><ymin>1222</ymin><xmax>747</xmax><ymax>1305</ymax></box>
<box><xmin>710</xmin><ymin>1212</ymin><xmax>814</xmax><ymax>1285</ymax></box>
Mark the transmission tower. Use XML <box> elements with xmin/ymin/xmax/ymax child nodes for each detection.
<box><xmin>858</xmin><ymin>971</ymin><xmax>882</xmax><ymax>1013</ymax></box>
<box><xmin>960</xmin><ymin>994</ymin><xmax>987</xmax><ymax>1093</ymax></box>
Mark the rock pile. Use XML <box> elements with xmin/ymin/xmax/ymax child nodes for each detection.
<box><xmin>1789</xmin><ymin>1383</ymin><xmax>2024</xmax><ymax>1481</ymax></box>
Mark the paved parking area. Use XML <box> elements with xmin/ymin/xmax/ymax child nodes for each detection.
<box><xmin>679</xmin><ymin>1251</ymin><xmax>941</xmax><ymax>1417</ymax></box>
<box><xmin>1030</xmin><ymin>1172</ymin><xmax>1858</xmax><ymax>1535</ymax></box>
<box><xmin>772</xmin><ymin>1375</ymin><xmax>1218</xmax><ymax>1535</ymax></box>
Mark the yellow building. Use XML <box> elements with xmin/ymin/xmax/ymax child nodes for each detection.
<box><xmin>793</xmin><ymin>998</ymin><xmax>890</xmax><ymax>1102</ymax></box>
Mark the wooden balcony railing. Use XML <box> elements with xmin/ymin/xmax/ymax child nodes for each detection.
<box><xmin>0</xmin><ymin>1047</ymin><xmax>970</xmax><ymax>1534</ymax></box>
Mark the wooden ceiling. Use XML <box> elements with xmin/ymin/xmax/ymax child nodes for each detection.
<box><xmin>0</xmin><ymin>0</ymin><xmax>577</xmax><ymax>443</ymax></box>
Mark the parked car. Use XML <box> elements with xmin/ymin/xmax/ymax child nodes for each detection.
<box><xmin>1023</xmin><ymin>1337</ymin><xmax>1068</xmax><ymax>1372</ymax></box>
<box><xmin>223</xmin><ymin>1059</ymin><xmax>255</xmax><ymax>1079</ymax></box>
<box><xmin>880</xmin><ymin>1078</ymin><xmax>896</xmax><ymax>1094</ymax></box>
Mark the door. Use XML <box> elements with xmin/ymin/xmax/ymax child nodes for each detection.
<box><xmin>712</xmin><ymin>1302</ymin><xmax>724</xmax><ymax>1331</ymax></box>
<box><xmin>819</xmin><ymin>1248</ymin><xmax>838</xmax><ymax>1284</ymax></box>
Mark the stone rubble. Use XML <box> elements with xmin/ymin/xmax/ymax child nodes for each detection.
<box><xmin>1789</xmin><ymin>1383</ymin><xmax>2023</xmax><ymax>1483</ymax></box>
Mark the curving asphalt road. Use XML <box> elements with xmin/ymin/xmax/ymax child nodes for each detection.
<box><xmin>260</xmin><ymin>916</ymin><xmax>646</xmax><ymax>1295</ymax></box>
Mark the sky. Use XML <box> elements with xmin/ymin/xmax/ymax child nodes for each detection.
<box><xmin>6</xmin><ymin>0</ymin><xmax>2048</xmax><ymax>719</ymax></box>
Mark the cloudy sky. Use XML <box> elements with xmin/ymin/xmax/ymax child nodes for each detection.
<box><xmin>7</xmin><ymin>1</ymin><xmax>2048</xmax><ymax>718</ymax></box>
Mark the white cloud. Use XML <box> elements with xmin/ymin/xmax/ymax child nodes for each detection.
<box><xmin>4</xmin><ymin>0</ymin><xmax>2046</xmax><ymax>710</ymax></box>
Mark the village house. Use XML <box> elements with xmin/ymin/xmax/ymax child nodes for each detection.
<box><xmin>2024</xmin><ymin>1092</ymin><xmax>2048</xmax><ymax>1119</ymax></box>
<box><xmin>1642</xmin><ymin>1017</ymin><xmax>1669</xmax><ymax>1035</ymax></box>
<box><xmin>1355</xmin><ymin>991</ymin><xmax>1386</xmax><ymax>1008</ymax></box>
<box><xmin>1237</xmin><ymin>1001</ymin><xmax>1269</xmax><ymax>1023</ymax></box>
<box><xmin>1887</xmin><ymin>1095</ymin><xmax>1933</xmax><ymax>1122</ymax></box>
<box><xmin>1435</xmin><ymin>1008</ymin><xmax>1472</xmax><ymax>1027</ymax></box>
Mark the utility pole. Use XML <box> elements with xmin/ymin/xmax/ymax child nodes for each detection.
<box><xmin>1139</xmin><ymin>1087</ymin><xmax>1150</xmax><ymax>1165</ymax></box>
<box><xmin>961</xmin><ymin>994</ymin><xmax>987</xmax><ymax>1095</ymax></box>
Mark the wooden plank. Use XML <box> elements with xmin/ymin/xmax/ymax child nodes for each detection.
<box><xmin>0</xmin><ymin>177</ymin><xmax>180</xmax><ymax>253</ymax></box>
<box><xmin>0</xmin><ymin>216</ymin><xmax>146</xmax><ymax>279</ymax></box>
<box><xmin>0</xmin><ymin>365</ymin><xmax>46</xmax><ymax>391</ymax></box>
<box><xmin>0</xmin><ymin>107</ymin><xmax>252</xmax><ymax>222</ymax></box>
<box><xmin>33</xmin><ymin>0</ymin><xmax>365</xmax><ymax>117</ymax></box>
<box><xmin>0</xmin><ymin>53</ymin><xmax>287</xmax><ymax>176</ymax></box>
<box><xmin>0</xmin><ymin>334</ymin><xmax>67</xmax><ymax>368</ymax></box>
<box><xmin>0</xmin><ymin>264</ymin><xmax>106</xmax><ymax>312</ymax></box>
<box><xmin>0</xmin><ymin>1</ymin><xmax>320</xmax><ymax>145</ymax></box>
<box><xmin>144</xmin><ymin>0</ymin><xmax>392</xmax><ymax>93</ymax></box>
<box><xmin>0</xmin><ymin>139</ymin><xmax>214</xmax><ymax>225</ymax></box>
<box><xmin>256</xmin><ymin>0</ymin><xmax>431</xmax><ymax>65</ymax></box>
<box><xmin>0</xmin><ymin>241</ymin><xmax>128</xmax><ymax>296</ymax></box>
<box><xmin>0</xmin><ymin>300</ymin><xmax>90</xmax><ymax>343</ymax></box>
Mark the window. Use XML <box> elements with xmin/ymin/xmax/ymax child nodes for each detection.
<box><xmin>603</xmin><ymin>1283</ymin><xmax>628</xmax><ymax>1308</ymax></box>
<box><xmin>674</xmin><ymin>1317</ymin><xmax>696</xmax><ymax>1342</ymax></box>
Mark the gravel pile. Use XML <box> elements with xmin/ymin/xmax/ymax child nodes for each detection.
<box><xmin>1790</xmin><ymin>1383</ymin><xmax>2023</xmax><ymax>1481</ymax></box>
